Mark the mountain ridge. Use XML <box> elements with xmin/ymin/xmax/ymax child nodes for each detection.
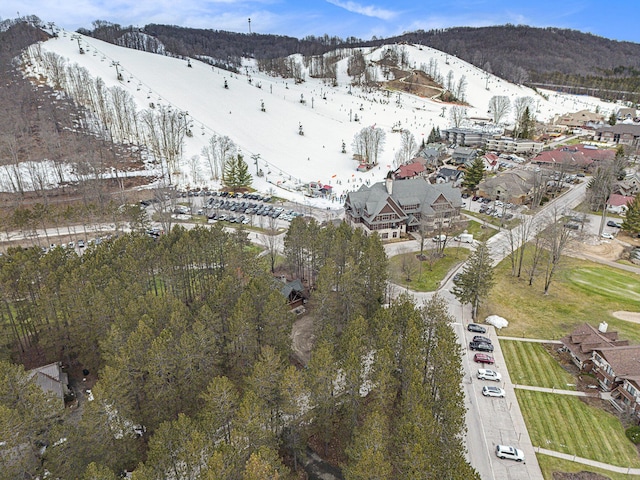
<box><xmin>78</xmin><ymin>21</ymin><xmax>640</xmax><ymax>103</ymax></box>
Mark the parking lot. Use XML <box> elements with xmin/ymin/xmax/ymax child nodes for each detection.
<box><xmin>202</xmin><ymin>192</ymin><xmax>304</xmax><ymax>225</ymax></box>
<box><xmin>144</xmin><ymin>190</ymin><xmax>308</xmax><ymax>229</ymax></box>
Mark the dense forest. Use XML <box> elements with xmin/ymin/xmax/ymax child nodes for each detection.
<box><xmin>78</xmin><ymin>21</ymin><xmax>640</xmax><ymax>103</ymax></box>
<box><xmin>0</xmin><ymin>219</ymin><xmax>477</xmax><ymax>479</ymax></box>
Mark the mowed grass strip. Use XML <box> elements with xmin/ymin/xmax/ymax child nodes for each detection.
<box><xmin>501</xmin><ymin>340</ymin><xmax>576</xmax><ymax>389</ymax></box>
<box><xmin>481</xmin><ymin>256</ymin><xmax>640</xmax><ymax>342</ymax></box>
<box><xmin>537</xmin><ymin>454</ymin><xmax>640</xmax><ymax>480</ymax></box>
<box><xmin>517</xmin><ymin>390</ymin><xmax>640</xmax><ymax>468</ymax></box>
<box><xmin>567</xmin><ymin>267</ymin><xmax>640</xmax><ymax>303</ymax></box>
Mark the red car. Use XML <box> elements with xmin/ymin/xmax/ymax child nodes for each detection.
<box><xmin>474</xmin><ymin>353</ymin><xmax>495</xmax><ymax>364</ymax></box>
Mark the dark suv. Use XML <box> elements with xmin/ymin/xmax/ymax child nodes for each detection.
<box><xmin>469</xmin><ymin>341</ymin><xmax>494</xmax><ymax>352</ymax></box>
<box><xmin>473</xmin><ymin>336</ymin><xmax>492</xmax><ymax>344</ymax></box>
<box><xmin>467</xmin><ymin>323</ymin><xmax>487</xmax><ymax>334</ymax></box>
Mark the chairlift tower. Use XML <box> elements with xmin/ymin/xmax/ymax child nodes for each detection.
<box><xmin>111</xmin><ymin>61</ymin><xmax>123</xmax><ymax>81</ymax></box>
<box><xmin>70</xmin><ymin>34</ymin><xmax>84</xmax><ymax>54</ymax></box>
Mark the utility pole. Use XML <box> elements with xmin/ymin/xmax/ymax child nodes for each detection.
<box><xmin>248</xmin><ymin>18</ymin><xmax>251</xmax><ymax>34</ymax></box>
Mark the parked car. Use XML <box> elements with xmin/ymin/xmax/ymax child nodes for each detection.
<box><xmin>474</xmin><ymin>353</ymin><xmax>495</xmax><ymax>364</ymax></box>
<box><xmin>432</xmin><ymin>234</ymin><xmax>447</xmax><ymax>242</ymax></box>
<box><xmin>473</xmin><ymin>336</ymin><xmax>492</xmax><ymax>344</ymax></box>
<box><xmin>469</xmin><ymin>341</ymin><xmax>494</xmax><ymax>352</ymax></box>
<box><xmin>77</xmin><ymin>240</ymin><xmax>85</xmax><ymax>248</ymax></box>
<box><xmin>477</xmin><ymin>369</ymin><xmax>502</xmax><ymax>382</ymax></box>
<box><xmin>482</xmin><ymin>386</ymin><xmax>505</xmax><ymax>398</ymax></box>
<box><xmin>601</xmin><ymin>232</ymin><xmax>615</xmax><ymax>240</ymax></box>
<box><xmin>563</xmin><ymin>223</ymin><xmax>580</xmax><ymax>230</ymax></box>
<box><xmin>495</xmin><ymin>445</ymin><xmax>524</xmax><ymax>462</ymax></box>
<box><xmin>467</xmin><ymin>323</ymin><xmax>487</xmax><ymax>333</ymax></box>
<box><xmin>607</xmin><ymin>220</ymin><xmax>622</xmax><ymax>228</ymax></box>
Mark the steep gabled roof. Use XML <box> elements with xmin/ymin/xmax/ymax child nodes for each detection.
<box><xmin>479</xmin><ymin>170</ymin><xmax>535</xmax><ymax>197</ymax></box>
<box><xmin>597</xmin><ymin>345</ymin><xmax>640</xmax><ymax>379</ymax></box>
<box><xmin>345</xmin><ymin>179</ymin><xmax>461</xmax><ymax>223</ymax></box>
<box><xmin>560</xmin><ymin>323</ymin><xmax>628</xmax><ymax>363</ymax></box>
<box><xmin>395</xmin><ymin>161</ymin><xmax>426</xmax><ymax>179</ymax></box>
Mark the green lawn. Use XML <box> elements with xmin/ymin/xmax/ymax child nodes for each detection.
<box><xmin>537</xmin><ymin>454</ymin><xmax>640</xmax><ymax>480</ymax></box>
<box><xmin>517</xmin><ymin>390</ymin><xmax>640</xmax><ymax>468</ymax></box>
<box><xmin>388</xmin><ymin>247</ymin><xmax>469</xmax><ymax>292</ymax></box>
<box><xmin>501</xmin><ymin>341</ymin><xmax>576</xmax><ymax>390</ymax></box>
<box><xmin>458</xmin><ymin>219</ymin><xmax>499</xmax><ymax>243</ymax></box>
<box><xmin>481</xmin><ymin>257</ymin><xmax>640</xmax><ymax>342</ymax></box>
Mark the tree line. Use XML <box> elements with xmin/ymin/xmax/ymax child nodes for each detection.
<box><xmin>0</xmin><ymin>219</ymin><xmax>478</xmax><ymax>479</ymax></box>
<box><xmin>77</xmin><ymin>20</ymin><xmax>640</xmax><ymax>103</ymax></box>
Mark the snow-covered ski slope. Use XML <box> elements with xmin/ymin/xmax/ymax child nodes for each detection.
<box><xmin>33</xmin><ymin>30</ymin><xmax>615</xmax><ymax>206</ymax></box>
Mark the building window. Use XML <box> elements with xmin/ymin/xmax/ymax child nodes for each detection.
<box><xmin>381</xmin><ymin>233</ymin><xmax>388</xmax><ymax>239</ymax></box>
<box><xmin>392</xmin><ymin>232</ymin><xmax>398</xmax><ymax>238</ymax></box>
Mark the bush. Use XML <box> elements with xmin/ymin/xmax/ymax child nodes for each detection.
<box><xmin>625</xmin><ymin>425</ymin><xmax>640</xmax><ymax>444</ymax></box>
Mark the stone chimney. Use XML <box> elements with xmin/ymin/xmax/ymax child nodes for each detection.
<box><xmin>385</xmin><ymin>175</ymin><xmax>393</xmax><ymax>195</ymax></box>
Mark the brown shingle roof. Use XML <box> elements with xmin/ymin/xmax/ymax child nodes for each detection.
<box><xmin>560</xmin><ymin>323</ymin><xmax>628</xmax><ymax>363</ymax></box>
<box><xmin>597</xmin><ymin>345</ymin><xmax>640</xmax><ymax>379</ymax></box>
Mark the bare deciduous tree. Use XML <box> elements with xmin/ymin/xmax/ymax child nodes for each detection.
<box><xmin>201</xmin><ymin>134</ymin><xmax>236</xmax><ymax>181</ymax></box>
<box><xmin>395</xmin><ymin>129</ymin><xmax>418</xmax><ymax>168</ymax></box>
<box><xmin>141</xmin><ymin>105</ymin><xmax>188</xmax><ymax>184</ymax></box>
<box><xmin>512</xmin><ymin>96</ymin><xmax>534</xmax><ymax>138</ymax></box>
<box><xmin>540</xmin><ymin>207</ymin><xmax>575</xmax><ymax>294</ymax></box>
<box><xmin>449</xmin><ymin>105</ymin><xmax>467</xmax><ymax>128</ymax></box>
<box><xmin>352</xmin><ymin>126</ymin><xmax>386</xmax><ymax>166</ymax></box>
<box><xmin>506</xmin><ymin>214</ymin><xmax>535</xmax><ymax>277</ymax></box>
<box><xmin>488</xmin><ymin>95</ymin><xmax>511</xmax><ymax>124</ymax></box>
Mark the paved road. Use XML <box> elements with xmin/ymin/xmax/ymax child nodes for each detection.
<box><xmin>387</xmin><ymin>181</ymin><xmax>591</xmax><ymax>479</ymax></box>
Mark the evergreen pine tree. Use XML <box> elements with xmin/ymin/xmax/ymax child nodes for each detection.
<box><xmin>427</xmin><ymin>127</ymin><xmax>437</xmax><ymax>144</ymax></box>
<box><xmin>463</xmin><ymin>156</ymin><xmax>485</xmax><ymax>192</ymax></box>
<box><xmin>235</xmin><ymin>154</ymin><xmax>253</xmax><ymax>188</ymax></box>
<box><xmin>452</xmin><ymin>242</ymin><xmax>495</xmax><ymax>320</ymax></box>
<box><xmin>223</xmin><ymin>154</ymin><xmax>253</xmax><ymax>190</ymax></box>
<box><xmin>223</xmin><ymin>157</ymin><xmax>237</xmax><ymax>189</ymax></box>
<box><xmin>622</xmin><ymin>195</ymin><xmax>640</xmax><ymax>236</ymax></box>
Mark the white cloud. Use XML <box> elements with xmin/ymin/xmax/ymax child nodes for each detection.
<box><xmin>326</xmin><ymin>0</ymin><xmax>397</xmax><ymax>20</ymax></box>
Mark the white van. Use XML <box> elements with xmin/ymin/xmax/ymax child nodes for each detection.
<box><xmin>454</xmin><ymin>233</ymin><xmax>474</xmax><ymax>243</ymax></box>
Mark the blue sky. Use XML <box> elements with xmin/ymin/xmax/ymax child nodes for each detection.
<box><xmin>2</xmin><ymin>0</ymin><xmax>639</xmax><ymax>44</ymax></box>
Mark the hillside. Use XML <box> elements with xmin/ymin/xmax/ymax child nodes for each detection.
<box><xmin>18</xmin><ymin>29</ymin><xmax>612</xmax><ymax>207</ymax></box>
<box><xmin>388</xmin><ymin>26</ymin><xmax>640</xmax><ymax>101</ymax></box>
<box><xmin>81</xmin><ymin>22</ymin><xmax>640</xmax><ymax>103</ymax></box>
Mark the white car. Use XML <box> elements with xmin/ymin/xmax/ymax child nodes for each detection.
<box><xmin>495</xmin><ymin>444</ymin><xmax>525</xmax><ymax>462</ymax></box>
<box><xmin>601</xmin><ymin>232</ymin><xmax>615</xmax><ymax>240</ymax></box>
<box><xmin>482</xmin><ymin>386</ymin><xmax>505</xmax><ymax>397</ymax></box>
<box><xmin>477</xmin><ymin>369</ymin><xmax>502</xmax><ymax>382</ymax></box>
